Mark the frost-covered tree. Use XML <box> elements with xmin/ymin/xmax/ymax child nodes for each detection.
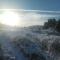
<box><xmin>56</xmin><ymin>19</ymin><xmax>60</xmax><ymax>32</ymax></box>
<box><xmin>0</xmin><ymin>44</ymin><xmax>4</xmax><ymax>60</ymax></box>
<box><xmin>44</xmin><ymin>18</ymin><xmax>56</xmax><ymax>29</ymax></box>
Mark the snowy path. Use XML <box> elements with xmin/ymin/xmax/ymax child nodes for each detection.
<box><xmin>0</xmin><ymin>33</ymin><xmax>27</xmax><ymax>60</ymax></box>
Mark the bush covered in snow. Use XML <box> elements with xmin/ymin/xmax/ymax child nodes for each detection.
<box><xmin>41</xmin><ymin>40</ymin><xmax>48</xmax><ymax>51</ymax></box>
<box><xmin>27</xmin><ymin>53</ymin><xmax>46</xmax><ymax>60</ymax></box>
<box><xmin>12</xmin><ymin>25</ymin><xmax>60</xmax><ymax>60</ymax></box>
<box><xmin>44</xmin><ymin>18</ymin><xmax>60</xmax><ymax>32</ymax></box>
<box><xmin>50</xmin><ymin>40</ymin><xmax>60</xmax><ymax>55</ymax></box>
<box><xmin>0</xmin><ymin>44</ymin><xmax>4</xmax><ymax>60</ymax></box>
<box><xmin>13</xmin><ymin>36</ymin><xmax>50</xmax><ymax>60</ymax></box>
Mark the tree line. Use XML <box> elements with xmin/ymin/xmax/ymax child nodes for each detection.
<box><xmin>44</xmin><ymin>18</ymin><xmax>60</xmax><ymax>32</ymax></box>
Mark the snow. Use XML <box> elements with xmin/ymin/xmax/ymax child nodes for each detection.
<box><xmin>0</xmin><ymin>26</ymin><xmax>60</xmax><ymax>60</ymax></box>
<box><xmin>0</xmin><ymin>32</ymin><xmax>27</xmax><ymax>60</ymax></box>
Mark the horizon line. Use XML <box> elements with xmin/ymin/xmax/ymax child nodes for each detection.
<box><xmin>0</xmin><ymin>9</ymin><xmax>60</xmax><ymax>13</ymax></box>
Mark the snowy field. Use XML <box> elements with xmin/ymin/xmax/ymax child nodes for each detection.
<box><xmin>0</xmin><ymin>26</ymin><xmax>60</xmax><ymax>60</ymax></box>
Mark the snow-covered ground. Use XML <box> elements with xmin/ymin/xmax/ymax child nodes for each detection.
<box><xmin>0</xmin><ymin>26</ymin><xmax>60</xmax><ymax>60</ymax></box>
<box><xmin>0</xmin><ymin>32</ymin><xmax>27</xmax><ymax>60</ymax></box>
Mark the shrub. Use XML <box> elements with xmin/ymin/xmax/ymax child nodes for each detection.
<box><xmin>41</xmin><ymin>40</ymin><xmax>48</xmax><ymax>51</ymax></box>
<box><xmin>44</xmin><ymin>18</ymin><xmax>56</xmax><ymax>29</ymax></box>
<box><xmin>27</xmin><ymin>53</ymin><xmax>46</xmax><ymax>60</ymax></box>
<box><xmin>0</xmin><ymin>44</ymin><xmax>4</xmax><ymax>60</ymax></box>
<box><xmin>50</xmin><ymin>40</ymin><xmax>60</xmax><ymax>55</ymax></box>
<box><xmin>56</xmin><ymin>20</ymin><xmax>60</xmax><ymax>32</ymax></box>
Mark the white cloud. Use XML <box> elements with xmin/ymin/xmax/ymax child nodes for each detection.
<box><xmin>0</xmin><ymin>9</ymin><xmax>60</xmax><ymax>27</ymax></box>
<box><xmin>17</xmin><ymin>12</ymin><xmax>59</xmax><ymax>27</ymax></box>
<box><xmin>0</xmin><ymin>9</ymin><xmax>60</xmax><ymax>13</ymax></box>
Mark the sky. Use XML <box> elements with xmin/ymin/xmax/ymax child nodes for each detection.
<box><xmin>0</xmin><ymin>0</ymin><xmax>60</xmax><ymax>27</ymax></box>
<box><xmin>0</xmin><ymin>0</ymin><xmax>60</xmax><ymax>11</ymax></box>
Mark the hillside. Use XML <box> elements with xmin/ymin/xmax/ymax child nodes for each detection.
<box><xmin>0</xmin><ymin>25</ymin><xmax>60</xmax><ymax>60</ymax></box>
<box><xmin>10</xmin><ymin>25</ymin><xmax>60</xmax><ymax>60</ymax></box>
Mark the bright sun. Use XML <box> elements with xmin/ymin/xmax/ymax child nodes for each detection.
<box><xmin>1</xmin><ymin>10</ymin><xmax>20</xmax><ymax>26</ymax></box>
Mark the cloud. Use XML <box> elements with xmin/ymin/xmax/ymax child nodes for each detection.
<box><xmin>18</xmin><ymin>11</ymin><xmax>60</xmax><ymax>27</ymax></box>
<box><xmin>0</xmin><ymin>9</ymin><xmax>60</xmax><ymax>13</ymax></box>
<box><xmin>0</xmin><ymin>9</ymin><xmax>60</xmax><ymax>27</ymax></box>
<box><xmin>19</xmin><ymin>9</ymin><xmax>60</xmax><ymax>14</ymax></box>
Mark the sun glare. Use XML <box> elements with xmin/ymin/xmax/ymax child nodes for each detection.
<box><xmin>1</xmin><ymin>10</ymin><xmax>20</xmax><ymax>26</ymax></box>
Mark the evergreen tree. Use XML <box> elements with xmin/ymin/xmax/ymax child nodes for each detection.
<box><xmin>56</xmin><ymin>19</ymin><xmax>60</xmax><ymax>32</ymax></box>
